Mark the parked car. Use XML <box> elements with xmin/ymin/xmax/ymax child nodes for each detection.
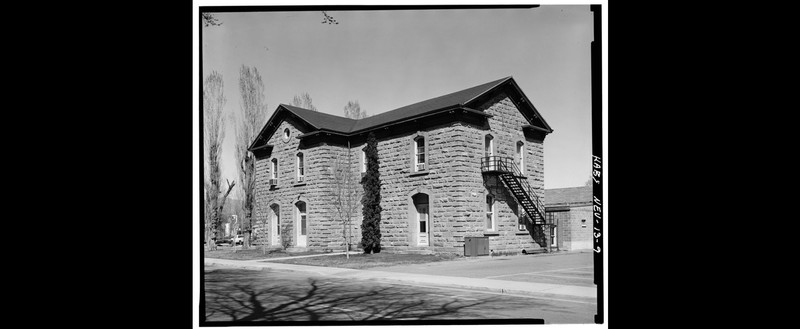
<box><xmin>215</xmin><ymin>236</ymin><xmax>232</xmax><ymax>246</ymax></box>
<box><xmin>232</xmin><ymin>234</ymin><xmax>244</xmax><ymax>245</ymax></box>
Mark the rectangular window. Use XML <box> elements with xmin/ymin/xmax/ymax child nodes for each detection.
<box><xmin>486</xmin><ymin>195</ymin><xmax>494</xmax><ymax>230</ymax></box>
<box><xmin>271</xmin><ymin>159</ymin><xmax>278</xmax><ymax>179</ymax></box>
<box><xmin>518</xmin><ymin>209</ymin><xmax>526</xmax><ymax>231</ymax></box>
<box><xmin>297</xmin><ymin>153</ymin><xmax>304</xmax><ymax>182</ymax></box>
<box><xmin>415</xmin><ymin>138</ymin><xmax>426</xmax><ymax>171</ymax></box>
<box><xmin>361</xmin><ymin>149</ymin><xmax>367</xmax><ymax>173</ymax></box>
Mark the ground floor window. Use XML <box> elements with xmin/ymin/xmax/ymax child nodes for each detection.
<box><xmin>486</xmin><ymin>195</ymin><xmax>495</xmax><ymax>231</ymax></box>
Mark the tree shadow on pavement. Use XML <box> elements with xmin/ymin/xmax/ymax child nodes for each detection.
<box><xmin>203</xmin><ymin>268</ymin><xmax>541</xmax><ymax>323</ymax></box>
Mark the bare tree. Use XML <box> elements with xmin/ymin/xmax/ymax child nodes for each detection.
<box><xmin>234</xmin><ymin>65</ymin><xmax>269</xmax><ymax>250</ymax></box>
<box><xmin>291</xmin><ymin>92</ymin><xmax>317</xmax><ymax>111</ymax></box>
<box><xmin>204</xmin><ymin>71</ymin><xmax>228</xmax><ymax>250</ymax></box>
<box><xmin>321</xmin><ymin>11</ymin><xmax>339</xmax><ymax>24</ymax></box>
<box><xmin>202</xmin><ymin>13</ymin><xmax>222</xmax><ymax>27</ymax></box>
<box><xmin>204</xmin><ymin>12</ymin><xmax>338</xmax><ymax>27</ymax></box>
<box><xmin>329</xmin><ymin>143</ymin><xmax>363</xmax><ymax>259</ymax></box>
<box><xmin>343</xmin><ymin>100</ymin><xmax>367</xmax><ymax>119</ymax></box>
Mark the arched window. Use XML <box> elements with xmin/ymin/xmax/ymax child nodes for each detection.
<box><xmin>283</xmin><ymin>128</ymin><xmax>290</xmax><ymax>142</ymax></box>
<box><xmin>485</xmin><ymin>135</ymin><xmax>495</xmax><ymax>170</ymax></box>
<box><xmin>271</xmin><ymin>158</ymin><xmax>278</xmax><ymax>182</ymax></box>
<box><xmin>484</xmin><ymin>135</ymin><xmax>494</xmax><ymax>158</ymax></box>
<box><xmin>296</xmin><ymin>152</ymin><xmax>304</xmax><ymax>182</ymax></box>
<box><xmin>486</xmin><ymin>194</ymin><xmax>495</xmax><ymax>231</ymax></box>
<box><xmin>361</xmin><ymin>147</ymin><xmax>367</xmax><ymax>173</ymax></box>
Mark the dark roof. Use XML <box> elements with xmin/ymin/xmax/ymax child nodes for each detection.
<box><xmin>545</xmin><ymin>186</ymin><xmax>593</xmax><ymax>207</ymax></box>
<box><xmin>281</xmin><ymin>76</ymin><xmax>512</xmax><ymax>134</ymax></box>
<box><xmin>348</xmin><ymin>77</ymin><xmax>511</xmax><ymax>132</ymax></box>
<box><xmin>251</xmin><ymin>76</ymin><xmax>551</xmax><ymax>150</ymax></box>
<box><xmin>279</xmin><ymin>104</ymin><xmax>359</xmax><ymax>132</ymax></box>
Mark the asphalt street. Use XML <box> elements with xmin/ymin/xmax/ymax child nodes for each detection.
<box><xmin>376</xmin><ymin>251</ymin><xmax>596</xmax><ymax>287</ymax></box>
<box><xmin>204</xmin><ymin>265</ymin><xmax>595</xmax><ymax>324</ymax></box>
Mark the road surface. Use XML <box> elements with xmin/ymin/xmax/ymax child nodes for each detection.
<box><xmin>204</xmin><ymin>265</ymin><xmax>595</xmax><ymax>324</ymax></box>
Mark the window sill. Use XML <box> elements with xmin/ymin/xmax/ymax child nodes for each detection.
<box><xmin>409</xmin><ymin>170</ymin><xmax>430</xmax><ymax>177</ymax></box>
<box><xmin>293</xmin><ymin>182</ymin><xmax>307</xmax><ymax>187</ymax></box>
<box><xmin>483</xmin><ymin>232</ymin><xmax>500</xmax><ymax>237</ymax></box>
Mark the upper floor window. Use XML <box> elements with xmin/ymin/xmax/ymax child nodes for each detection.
<box><xmin>282</xmin><ymin>128</ymin><xmax>290</xmax><ymax>142</ymax></box>
<box><xmin>271</xmin><ymin>158</ymin><xmax>278</xmax><ymax>180</ymax></box>
<box><xmin>485</xmin><ymin>134</ymin><xmax>495</xmax><ymax>170</ymax></box>
<box><xmin>415</xmin><ymin>137</ymin><xmax>426</xmax><ymax>171</ymax></box>
<box><xmin>296</xmin><ymin>152</ymin><xmax>305</xmax><ymax>182</ymax></box>
<box><xmin>485</xmin><ymin>135</ymin><xmax>494</xmax><ymax>157</ymax></box>
<box><xmin>361</xmin><ymin>148</ymin><xmax>367</xmax><ymax>173</ymax></box>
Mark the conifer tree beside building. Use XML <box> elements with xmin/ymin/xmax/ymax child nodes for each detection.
<box><xmin>360</xmin><ymin>132</ymin><xmax>382</xmax><ymax>253</ymax></box>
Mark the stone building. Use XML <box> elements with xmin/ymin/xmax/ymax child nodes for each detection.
<box><xmin>544</xmin><ymin>186</ymin><xmax>593</xmax><ymax>251</ymax></box>
<box><xmin>248</xmin><ymin>76</ymin><xmax>553</xmax><ymax>255</ymax></box>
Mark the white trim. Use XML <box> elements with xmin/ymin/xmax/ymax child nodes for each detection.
<box><xmin>361</xmin><ymin>148</ymin><xmax>366</xmax><ymax>173</ymax></box>
<box><xmin>517</xmin><ymin>141</ymin><xmax>525</xmax><ymax>174</ymax></box>
<box><xmin>414</xmin><ymin>136</ymin><xmax>426</xmax><ymax>171</ymax></box>
<box><xmin>296</xmin><ymin>152</ymin><xmax>304</xmax><ymax>181</ymax></box>
<box><xmin>486</xmin><ymin>194</ymin><xmax>496</xmax><ymax>231</ymax></box>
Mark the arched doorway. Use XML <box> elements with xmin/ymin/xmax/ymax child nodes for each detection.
<box><xmin>269</xmin><ymin>204</ymin><xmax>280</xmax><ymax>246</ymax></box>
<box><xmin>295</xmin><ymin>201</ymin><xmax>307</xmax><ymax>247</ymax></box>
<box><xmin>412</xmin><ymin>193</ymin><xmax>430</xmax><ymax>246</ymax></box>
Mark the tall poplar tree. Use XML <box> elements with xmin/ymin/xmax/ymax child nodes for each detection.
<box><xmin>360</xmin><ymin>132</ymin><xmax>382</xmax><ymax>253</ymax></box>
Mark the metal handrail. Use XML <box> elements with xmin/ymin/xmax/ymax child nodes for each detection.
<box><xmin>481</xmin><ymin>156</ymin><xmax>545</xmax><ymax>221</ymax></box>
<box><xmin>506</xmin><ymin>159</ymin><xmax>545</xmax><ymax>218</ymax></box>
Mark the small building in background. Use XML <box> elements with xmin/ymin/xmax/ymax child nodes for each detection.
<box><xmin>545</xmin><ymin>186</ymin><xmax>593</xmax><ymax>251</ymax></box>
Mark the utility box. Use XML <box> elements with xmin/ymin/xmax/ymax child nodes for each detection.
<box><xmin>464</xmin><ymin>237</ymin><xmax>490</xmax><ymax>257</ymax></box>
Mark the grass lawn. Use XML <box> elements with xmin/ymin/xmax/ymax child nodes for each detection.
<box><xmin>204</xmin><ymin>247</ymin><xmax>328</xmax><ymax>260</ymax></box>
<box><xmin>270</xmin><ymin>252</ymin><xmax>464</xmax><ymax>269</ymax></box>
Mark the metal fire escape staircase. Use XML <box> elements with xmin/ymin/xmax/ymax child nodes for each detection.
<box><xmin>481</xmin><ymin>156</ymin><xmax>545</xmax><ymax>225</ymax></box>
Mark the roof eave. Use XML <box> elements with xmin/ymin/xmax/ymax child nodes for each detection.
<box><xmin>248</xmin><ymin>104</ymin><xmax>324</xmax><ymax>150</ymax></box>
<box><xmin>347</xmin><ymin>105</ymin><xmax>492</xmax><ymax>135</ymax></box>
<box><xmin>247</xmin><ymin>143</ymin><xmax>274</xmax><ymax>152</ymax></box>
<box><xmin>522</xmin><ymin>124</ymin><xmax>554</xmax><ymax>134</ymax></box>
<box><xmin>296</xmin><ymin>129</ymin><xmax>350</xmax><ymax>139</ymax></box>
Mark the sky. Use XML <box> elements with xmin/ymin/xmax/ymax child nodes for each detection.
<box><xmin>201</xmin><ymin>5</ymin><xmax>594</xmax><ymax>196</ymax></box>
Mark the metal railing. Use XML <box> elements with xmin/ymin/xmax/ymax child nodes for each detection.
<box><xmin>481</xmin><ymin>156</ymin><xmax>545</xmax><ymax>222</ymax></box>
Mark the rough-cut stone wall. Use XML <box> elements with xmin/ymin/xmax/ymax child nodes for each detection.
<box><xmin>253</xmin><ymin>120</ymin><xmax>363</xmax><ymax>251</ymax></box>
<box><xmin>253</xmin><ymin>92</ymin><xmax>547</xmax><ymax>255</ymax></box>
<box><xmin>376</xmin><ymin>92</ymin><xmax>546</xmax><ymax>254</ymax></box>
<box><xmin>473</xmin><ymin>92</ymin><xmax>546</xmax><ymax>253</ymax></box>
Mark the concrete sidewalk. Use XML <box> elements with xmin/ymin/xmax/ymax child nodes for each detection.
<box><xmin>204</xmin><ymin>256</ymin><xmax>597</xmax><ymax>301</ymax></box>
